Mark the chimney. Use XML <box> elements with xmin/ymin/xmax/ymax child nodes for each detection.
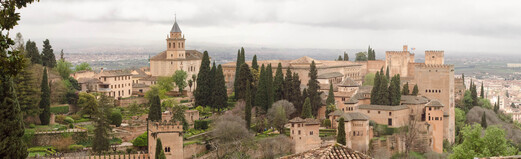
<box><xmin>403</xmin><ymin>45</ymin><xmax>408</xmax><ymax>51</ymax></box>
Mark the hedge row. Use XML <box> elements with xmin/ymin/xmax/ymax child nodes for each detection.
<box><xmin>194</xmin><ymin>120</ymin><xmax>210</xmax><ymax>130</ymax></box>
<box><xmin>50</xmin><ymin>106</ymin><xmax>69</xmax><ymax>114</ymax></box>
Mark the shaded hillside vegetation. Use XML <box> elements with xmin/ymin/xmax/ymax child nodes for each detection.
<box><xmin>466</xmin><ymin>107</ymin><xmax>521</xmax><ymax>144</ymax></box>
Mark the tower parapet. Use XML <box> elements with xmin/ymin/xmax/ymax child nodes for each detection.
<box><xmin>425</xmin><ymin>50</ymin><xmax>444</xmax><ymax>65</ymax></box>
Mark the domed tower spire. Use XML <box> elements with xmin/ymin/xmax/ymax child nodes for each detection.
<box><xmin>166</xmin><ymin>15</ymin><xmax>186</xmax><ymax>59</ymax></box>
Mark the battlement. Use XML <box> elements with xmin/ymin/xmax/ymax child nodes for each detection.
<box><xmin>415</xmin><ymin>64</ymin><xmax>454</xmax><ymax>69</ymax></box>
<box><xmin>148</xmin><ymin>120</ymin><xmax>183</xmax><ymax>132</ymax></box>
<box><xmin>425</xmin><ymin>50</ymin><xmax>444</xmax><ymax>53</ymax></box>
<box><xmin>386</xmin><ymin>51</ymin><xmax>410</xmax><ymax>55</ymax></box>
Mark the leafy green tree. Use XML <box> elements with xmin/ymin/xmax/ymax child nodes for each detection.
<box><xmin>301</xmin><ymin>97</ymin><xmax>313</xmax><ymax>118</ymax></box>
<box><xmin>363</xmin><ymin>73</ymin><xmax>375</xmax><ymax>86</ymax></box>
<box><xmin>15</xmin><ymin>59</ymin><xmax>41</xmax><ymax>117</ymax></box>
<box><xmin>39</xmin><ymin>68</ymin><xmax>51</xmax><ymax>125</ymax></box>
<box><xmin>235</xmin><ymin>63</ymin><xmax>253</xmax><ymax>100</ymax></box>
<box><xmin>245</xmin><ymin>80</ymin><xmax>252</xmax><ymax>129</ymax></box>
<box><xmin>148</xmin><ymin>95</ymin><xmax>162</xmax><ymax>121</ymax></box>
<box><xmin>343</xmin><ymin>52</ymin><xmax>349</xmax><ymax>61</ymax></box>
<box><xmin>157</xmin><ymin>76</ymin><xmax>173</xmax><ymax>92</ymax></box>
<box><xmin>195</xmin><ymin>51</ymin><xmax>211</xmax><ymax>107</ymax></box>
<box><xmin>145</xmin><ymin>85</ymin><xmax>167</xmax><ymax>102</ymax></box>
<box><xmin>326</xmin><ymin>83</ymin><xmax>335</xmax><ymax>106</ymax></box>
<box><xmin>75</xmin><ymin>62</ymin><xmax>92</xmax><ymax>72</ymax></box>
<box><xmin>92</xmin><ymin>94</ymin><xmax>113</xmax><ymax>154</ymax></box>
<box><xmin>56</xmin><ymin>59</ymin><xmax>73</xmax><ymax>79</ymax></box>
<box><xmin>132</xmin><ymin>132</ymin><xmax>147</xmax><ymax>148</ymax></box>
<box><xmin>172</xmin><ymin>70</ymin><xmax>188</xmax><ymax>93</ymax></box>
<box><xmin>412</xmin><ymin>84</ymin><xmax>419</xmax><ymax>95</ymax></box>
<box><xmin>78</xmin><ymin>92</ymin><xmax>98</xmax><ymax>118</ymax></box>
<box><xmin>267</xmin><ymin>101</ymin><xmax>294</xmax><ymax>134</ymax></box>
<box><xmin>337</xmin><ymin>117</ymin><xmax>346</xmax><ymax>145</ymax></box>
<box><xmin>402</xmin><ymin>82</ymin><xmax>409</xmax><ymax>95</ymax></box>
<box><xmin>0</xmin><ymin>1</ymin><xmax>38</xmax><ymax>157</ymax></box>
<box><xmin>481</xmin><ymin>112</ymin><xmax>487</xmax><ymax>128</ymax></box>
<box><xmin>155</xmin><ymin>138</ymin><xmax>166</xmax><ymax>159</ymax></box>
<box><xmin>454</xmin><ymin>108</ymin><xmax>466</xmax><ymax>144</ymax></box>
<box><xmin>307</xmin><ymin>61</ymin><xmax>321</xmax><ymax>116</ymax></box>
<box><xmin>171</xmin><ymin>105</ymin><xmax>189</xmax><ymax>131</ymax></box>
<box><xmin>273</xmin><ymin>63</ymin><xmax>284</xmax><ymax>101</ymax></box>
<box><xmin>25</xmin><ymin>40</ymin><xmax>41</xmax><ymax>64</ymax></box>
<box><xmin>41</xmin><ymin>39</ymin><xmax>56</xmax><ymax>68</ymax></box>
<box><xmin>212</xmin><ymin>65</ymin><xmax>228</xmax><ymax>111</ymax></box>
<box><xmin>450</xmin><ymin>125</ymin><xmax>516</xmax><ymax>159</ymax></box>
<box><xmin>252</xmin><ymin>54</ymin><xmax>258</xmax><ymax>71</ymax></box>
<box><xmin>188</xmin><ymin>79</ymin><xmax>193</xmax><ymax>92</ymax></box>
<box><xmin>463</xmin><ymin>90</ymin><xmax>474</xmax><ymax>112</ymax></box>
<box><xmin>128</xmin><ymin>102</ymin><xmax>142</xmax><ymax>116</ymax></box>
<box><xmin>110</xmin><ymin>109</ymin><xmax>123</xmax><ymax>127</ymax></box>
<box><xmin>355</xmin><ymin>52</ymin><xmax>368</xmax><ymax>61</ymax></box>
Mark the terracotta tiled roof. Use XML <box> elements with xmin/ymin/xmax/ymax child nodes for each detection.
<box><xmin>141</xmin><ymin>76</ymin><xmax>157</xmax><ymax>81</ymax></box>
<box><xmin>358</xmin><ymin>105</ymin><xmax>409</xmax><ymax>111</ymax></box>
<box><xmin>358</xmin><ymin>86</ymin><xmax>373</xmax><ymax>94</ymax></box>
<box><xmin>338</xmin><ymin>78</ymin><xmax>359</xmax><ymax>87</ymax></box>
<box><xmin>341</xmin><ymin>112</ymin><xmax>370</xmax><ymax>121</ymax></box>
<box><xmin>279</xmin><ymin>144</ymin><xmax>372</xmax><ymax>159</ymax></box>
<box><xmin>98</xmin><ymin>70</ymin><xmax>132</xmax><ymax>77</ymax></box>
<box><xmin>318</xmin><ymin>72</ymin><xmax>343</xmax><ymax>79</ymax></box>
<box><xmin>401</xmin><ymin>95</ymin><xmax>429</xmax><ymax>105</ymax></box>
<box><xmin>289</xmin><ymin>117</ymin><xmax>320</xmax><ymax>125</ymax></box>
<box><xmin>150</xmin><ymin>50</ymin><xmax>203</xmax><ymax>61</ymax></box>
<box><xmin>77</xmin><ymin>77</ymin><xmax>100</xmax><ymax>84</ymax></box>
<box><xmin>132</xmin><ymin>83</ymin><xmax>148</xmax><ymax>88</ymax></box>
<box><xmin>290</xmin><ymin>56</ymin><xmax>322</xmax><ymax>65</ymax></box>
<box><xmin>426</xmin><ymin>100</ymin><xmax>444</xmax><ymax>107</ymax></box>
<box><xmin>132</xmin><ymin>69</ymin><xmax>148</xmax><ymax>78</ymax></box>
<box><xmin>345</xmin><ymin>96</ymin><xmax>359</xmax><ymax>104</ymax></box>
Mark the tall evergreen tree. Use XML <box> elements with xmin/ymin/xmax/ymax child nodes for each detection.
<box><xmin>234</xmin><ymin>48</ymin><xmax>246</xmax><ymax>99</ymax></box>
<box><xmin>370</xmin><ymin>71</ymin><xmax>381</xmax><ymax>104</ymax></box>
<box><xmin>252</xmin><ymin>54</ymin><xmax>258</xmax><ymax>71</ymax></box>
<box><xmin>266</xmin><ymin>64</ymin><xmax>274</xmax><ymax>109</ymax></box>
<box><xmin>208</xmin><ymin>62</ymin><xmax>217</xmax><ymax>105</ymax></box>
<box><xmin>385</xmin><ymin>66</ymin><xmax>390</xmax><ymax>80</ymax></box>
<box><xmin>255</xmin><ymin>65</ymin><xmax>268</xmax><ymax>112</ymax></box>
<box><xmin>212</xmin><ymin>65</ymin><xmax>228</xmax><ymax>112</ymax></box>
<box><xmin>283</xmin><ymin>68</ymin><xmax>293</xmax><ymax>100</ymax></box>
<box><xmin>155</xmin><ymin>139</ymin><xmax>166</xmax><ymax>159</ymax></box>
<box><xmin>470</xmin><ymin>80</ymin><xmax>478</xmax><ymax>106</ymax></box>
<box><xmin>148</xmin><ymin>95</ymin><xmax>162</xmax><ymax>121</ymax></box>
<box><xmin>343</xmin><ymin>52</ymin><xmax>349</xmax><ymax>61</ymax></box>
<box><xmin>292</xmin><ymin>73</ymin><xmax>302</xmax><ymax>113</ymax></box>
<box><xmin>245</xmin><ymin>80</ymin><xmax>252</xmax><ymax>129</ymax></box>
<box><xmin>25</xmin><ymin>40</ymin><xmax>41</xmax><ymax>64</ymax></box>
<box><xmin>326</xmin><ymin>83</ymin><xmax>335</xmax><ymax>106</ymax></box>
<box><xmin>235</xmin><ymin>63</ymin><xmax>253</xmax><ymax>100</ymax></box>
<box><xmin>307</xmin><ymin>61</ymin><xmax>321</xmax><ymax>116</ymax></box>
<box><xmin>481</xmin><ymin>112</ymin><xmax>487</xmax><ymax>128</ymax></box>
<box><xmin>92</xmin><ymin>94</ymin><xmax>113</xmax><ymax>154</ymax></box>
<box><xmin>195</xmin><ymin>51</ymin><xmax>211</xmax><ymax>107</ymax></box>
<box><xmin>301</xmin><ymin>97</ymin><xmax>313</xmax><ymax>118</ymax></box>
<box><xmin>462</xmin><ymin>74</ymin><xmax>465</xmax><ymax>88</ymax></box>
<box><xmin>273</xmin><ymin>63</ymin><xmax>284</xmax><ymax>101</ymax></box>
<box><xmin>480</xmin><ymin>82</ymin><xmax>485</xmax><ymax>99</ymax></box>
<box><xmin>337</xmin><ymin>55</ymin><xmax>343</xmax><ymax>61</ymax></box>
<box><xmin>412</xmin><ymin>84</ymin><xmax>419</xmax><ymax>96</ymax></box>
<box><xmin>377</xmin><ymin>72</ymin><xmax>390</xmax><ymax>105</ymax></box>
<box><xmin>402</xmin><ymin>82</ymin><xmax>409</xmax><ymax>95</ymax></box>
<box><xmin>39</xmin><ymin>68</ymin><xmax>51</xmax><ymax>125</ymax></box>
<box><xmin>389</xmin><ymin>74</ymin><xmax>401</xmax><ymax>106</ymax></box>
<box><xmin>337</xmin><ymin>117</ymin><xmax>346</xmax><ymax>145</ymax></box>
<box><xmin>41</xmin><ymin>39</ymin><xmax>56</xmax><ymax>68</ymax></box>
<box><xmin>15</xmin><ymin>60</ymin><xmax>41</xmax><ymax>117</ymax></box>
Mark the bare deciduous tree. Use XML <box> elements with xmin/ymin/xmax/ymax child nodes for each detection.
<box><xmin>256</xmin><ymin>135</ymin><xmax>294</xmax><ymax>158</ymax></box>
<box><xmin>267</xmin><ymin>100</ymin><xmax>296</xmax><ymax>134</ymax></box>
<box><xmin>210</xmin><ymin>113</ymin><xmax>254</xmax><ymax>158</ymax></box>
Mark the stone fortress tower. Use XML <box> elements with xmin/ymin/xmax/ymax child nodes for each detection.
<box><xmin>148</xmin><ymin>121</ymin><xmax>184</xmax><ymax>159</ymax></box>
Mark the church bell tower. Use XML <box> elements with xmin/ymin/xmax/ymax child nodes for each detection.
<box><xmin>166</xmin><ymin>17</ymin><xmax>186</xmax><ymax>59</ymax></box>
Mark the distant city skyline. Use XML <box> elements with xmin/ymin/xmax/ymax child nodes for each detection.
<box><xmin>12</xmin><ymin>0</ymin><xmax>521</xmax><ymax>55</ymax></box>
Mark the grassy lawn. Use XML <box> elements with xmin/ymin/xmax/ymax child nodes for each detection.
<box><xmin>28</xmin><ymin>152</ymin><xmax>46</xmax><ymax>157</ymax></box>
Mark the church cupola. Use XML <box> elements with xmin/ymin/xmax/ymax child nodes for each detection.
<box><xmin>166</xmin><ymin>16</ymin><xmax>186</xmax><ymax>59</ymax></box>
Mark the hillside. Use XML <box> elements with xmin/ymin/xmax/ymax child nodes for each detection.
<box><xmin>466</xmin><ymin>107</ymin><xmax>521</xmax><ymax>144</ymax></box>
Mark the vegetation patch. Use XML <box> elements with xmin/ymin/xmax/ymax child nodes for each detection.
<box><xmin>50</xmin><ymin>105</ymin><xmax>69</xmax><ymax>114</ymax></box>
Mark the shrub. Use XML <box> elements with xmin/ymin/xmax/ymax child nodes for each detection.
<box><xmin>64</xmin><ymin>117</ymin><xmax>74</xmax><ymax>124</ymax></box>
<box><xmin>29</xmin><ymin>124</ymin><xmax>36</xmax><ymax>128</ymax></box>
<box><xmin>180</xmin><ymin>99</ymin><xmax>190</xmax><ymax>103</ymax></box>
<box><xmin>68</xmin><ymin>144</ymin><xmax>84</xmax><ymax>151</ymax></box>
<box><xmin>69</xmin><ymin>123</ymin><xmax>74</xmax><ymax>129</ymax></box>
<box><xmin>28</xmin><ymin>146</ymin><xmax>56</xmax><ymax>154</ymax></box>
<box><xmin>55</xmin><ymin>115</ymin><xmax>66</xmax><ymax>124</ymax></box>
<box><xmin>323</xmin><ymin>119</ymin><xmax>331</xmax><ymax>128</ymax></box>
<box><xmin>69</xmin><ymin>114</ymin><xmax>81</xmax><ymax>120</ymax></box>
<box><xmin>194</xmin><ymin>120</ymin><xmax>210</xmax><ymax>130</ymax></box>
<box><xmin>50</xmin><ymin>106</ymin><xmax>69</xmax><ymax>114</ymax></box>
<box><xmin>110</xmin><ymin>110</ymin><xmax>123</xmax><ymax>127</ymax></box>
<box><xmin>132</xmin><ymin>132</ymin><xmax>147</xmax><ymax>147</ymax></box>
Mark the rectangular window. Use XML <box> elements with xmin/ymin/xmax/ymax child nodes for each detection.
<box><xmin>298</xmin><ymin>130</ymin><xmax>301</xmax><ymax>135</ymax></box>
<box><xmin>388</xmin><ymin>118</ymin><xmax>392</xmax><ymax>126</ymax></box>
<box><xmin>310</xmin><ymin>131</ymin><xmax>313</xmax><ymax>135</ymax></box>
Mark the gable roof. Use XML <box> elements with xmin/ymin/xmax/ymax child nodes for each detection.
<box><xmin>358</xmin><ymin>105</ymin><xmax>409</xmax><ymax>111</ymax></box>
<box><xmin>289</xmin><ymin>117</ymin><xmax>320</xmax><ymax>125</ymax></box>
<box><xmin>339</xmin><ymin>78</ymin><xmax>359</xmax><ymax>87</ymax></box>
<box><xmin>279</xmin><ymin>144</ymin><xmax>372</xmax><ymax>159</ymax></box>
<box><xmin>318</xmin><ymin>72</ymin><xmax>343</xmax><ymax>79</ymax></box>
<box><xmin>401</xmin><ymin>95</ymin><xmax>429</xmax><ymax>105</ymax></box>
<box><xmin>290</xmin><ymin>56</ymin><xmax>322</xmax><ymax>65</ymax></box>
<box><xmin>150</xmin><ymin>50</ymin><xmax>203</xmax><ymax>61</ymax></box>
<box><xmin>426</xmin><ymin>100</ymin><xmax>444</xmax><ymax>107</ymax></box>
<box><xmin>341</xmin><ymin>112</ymin><xmax>370</xmax><ymax>121</ymax></box>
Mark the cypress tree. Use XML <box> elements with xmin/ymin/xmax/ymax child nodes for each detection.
<box><xmin>41</xmin><ymin>39</ymin><xmax>56</xmax><ymax>68</ymax></box>
<box><xmin>326</xmin><ymin>83</ymin><xmax>335</xmax><ymax>105</ymax></box>
<box><xmin>471</xmin><ymin>80</ymin><xmax>478</xmax><ymax>106</ymax></box>
<box><xmin>337</xmin><ymin>117</ymin><xmax>346</xmax><ymax>145</ymax></box>
<box><xmin>377</xmin><ymin>72</ymin><xmax>390</xmax><ymax>105</ymax></box>
<box><xmin>292</xmin><ymin>73</ymin><xmax>302</xmax><ymax>112</ymax></box>
<box><xmin>337</xmin><ymin>55</ymin><xmax>343</xmax><ymax>61</ymax></box>
<box><xmin>255</xmin><ymin>65</ymin><xmax>268</xmax><ymax>112</ymax></box>
<box><xmin>480</xmin><ymin>82</ymin><xmax>484</xmax><ymax>99</ymax></box>
<box><xmin>412</xmin><ymin>84</ymin><xmax>419</xmax><ymax>96</ymax></box>
<box><xmin>0</xmin><ymin>76</ymin><xmax>28</xmax><ymax>158</ymax></box>
<box><xmin>195</xmin><ymin>51</ymin><xmax>211</xmax><ymax>107</ymax></box>
<box><xmin>402</xmin><ymin>82</ymin><xmax>409</xmax><ymax>95</ymax></box>
<box><xmin>462</xmin><ymin>74</ymin><xmax>465</xmax><ymax>88</ymax></box>
<box><xmin>235</xmin><ymin>63</ymin><xmax>253</xmax><ymax>100</ymax></box>
<box><xmin>301</xmin><ymin>97</ymin><xmax>313</xmax><ymax>118</ymax></box>
<box><xmin>252</xmin><ymin>54</ymin><xmax>258</xmax><ymax>71</ymax></box>
<box><xmin>25</xmin><ymin>40</ymin><xmax>41</xmax><ymax>64</ymax></box>
<box><xmin>208</xmin><ymin>62</ymin><xmax>216</xmax><ymax>106</ymax></box>
<box><xmin>370</xmin><ymin>71</ymin><xmax>381</xmax><ymax>104</ymax></box>
<box><xmin>39</xmin><ymin>67</ymin><xmax>51</xmax><ymax>125</ymax></box>
<box><xmin>273</xmin><ymin>63</ymin><xmax>284</xmax><ymax>101</ymax></box>
<box><xmin>92</xmin><ymin>95</ymin><xmax>112</xmax><ymax>154</ymax></box>
<box><xmin>234</xmin><ymin>50</ymin><xmax>241</xmax><ymax>97</ymax></box>
<box><xmin>148</xmin><ymin>95</ymin><xmax>162</xmax><ymax>121</ymax></box>
<box><xmin>266</xmin><ymin>64</ymin><xmax>274</xmax><ymax>109</ymax></box>
<box><xmin>307</xmin><ymin>61</ymin><xmax>321</xmax><ymax>116</ymax></box>
<box><xmin>385</xmin><ymin>66</ymin><xmax>390</xmax><ymax>80</ymax></box>
<box><xmin>481</xmin><ymin>112</ymin><xmax>487</xmax><ymax>128</ymax></box>
<box><xmin>344</xmin><ymin>52</ymin><xmax>349</xmax><ymax>61</ymax></box>
<box><xmin>389</xmin><ymin>74</ymin><xmax>401</xmax><ymax>106</ymax></box>
<box><xmin>15</xmin><ymin>60</ymin><xmax>41</xmax><ymax>117</ymax></box>
<box><xmin>283</xmin><ymin>68</ymin><xmax>293</xmax><ymax>100</ymax></box>
<box><xmin>212</xmin><ymin>65</ymin><xmax>228</xmax><ymax>112</ymax></box>
<box><xmin>245</xmin><ymin>80</ymin><xmax>252</xmax><ymax>129</ymax></box>
<box><xmin>155</xmin><ymin>139</ymin><xmax>166</xmax><ymax>159</ymax></box>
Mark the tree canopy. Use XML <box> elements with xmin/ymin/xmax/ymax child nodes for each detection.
<box><xmin>450</xmin><ymin>125</ymin><xmax>516</xmax><ymax>159</ymax></box>
<box><xmin>172</xmin><ymin>70</ymin><xmax>188</xmax><ymax>93</ymax></box>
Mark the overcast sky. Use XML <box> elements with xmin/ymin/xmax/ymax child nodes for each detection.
<box><xmin>11</xmin><ymin>0</ymin><xmax>521</xmax><ymax>55</ymax></box>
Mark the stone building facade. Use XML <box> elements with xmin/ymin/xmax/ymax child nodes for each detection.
<box><xmin>289</xmin><ymin>117</ymin><xmax>322</xmax><ymax>154</ymax></box>
<box><xmin>148</xmin><ymin>121</ymin><xmax>184</xmax><ymax>159</ymax></box>
<box><xmin>73</xmin><ymin>69</ymin><xmax>133</xmax><ymax>99</ymax></box>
